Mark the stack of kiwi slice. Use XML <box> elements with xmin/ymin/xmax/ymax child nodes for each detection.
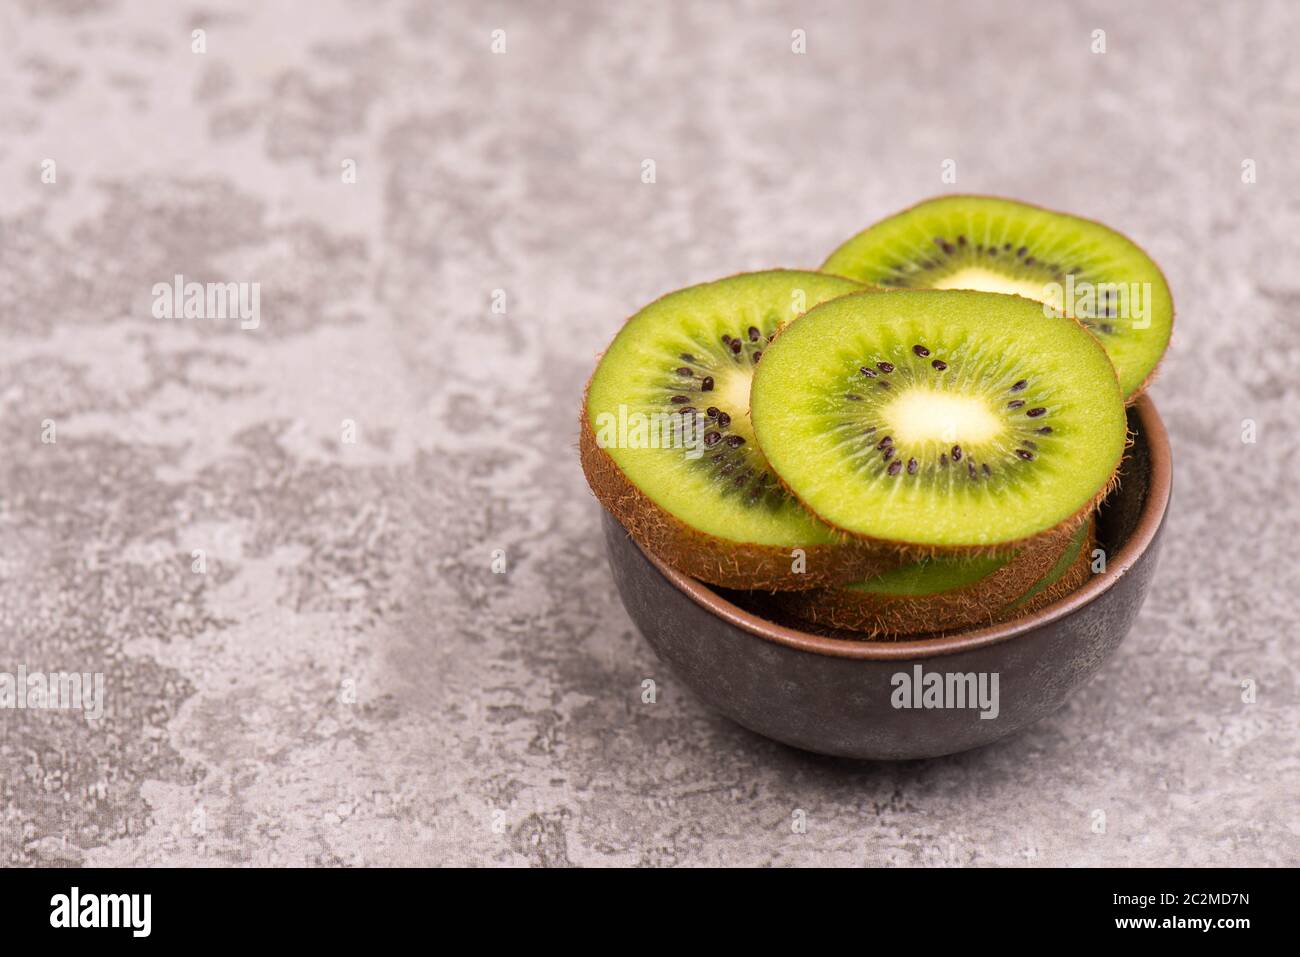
<box><xmin>581</xmin><ymin>196</ymin><xmax>1172</xmax><ymax>637</ymax></box>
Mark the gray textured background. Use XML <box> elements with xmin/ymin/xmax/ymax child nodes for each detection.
<box><xmin>0</xmin><ymin>0</ymin><xmax>1295</xmax><ymax>867</ymax></box>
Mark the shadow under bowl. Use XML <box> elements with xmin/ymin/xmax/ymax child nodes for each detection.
<box><xmin>602</xmin><ymin>396</ymin><xmax>1172</xmax><ymax>760</ymax></box>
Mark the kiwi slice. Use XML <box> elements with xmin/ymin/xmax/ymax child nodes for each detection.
<box><xmin>822</xmin><ymin>195</ymin><xmax>1173</xmax><ymax>400</ymax></box>
<box><xmin>781</xmin><ymin>518</ymin><xmax>1083</xmax><ymax>636</ymax></box>
<box><xmin>580</xmin><ymin>270</ymin><xmax>896</xmax><ymax>590</ymax></box>
<box><xmin>749</xmin><ymin>290</ymin><xmax>1126</xmax><ymax>554</ymax></box>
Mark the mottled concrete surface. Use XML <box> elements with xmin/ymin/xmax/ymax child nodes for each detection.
<box><xmin>0</xmin><ymin>0</ymin><xmax>1295</xmax><ymax>867</ymax></box>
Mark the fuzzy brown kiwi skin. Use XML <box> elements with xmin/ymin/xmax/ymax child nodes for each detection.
<box><xmin>778</xmin><ymin>517</ymin><xmax>1080</xmax><ymax>637</ymax></box>
<box><xmin>751</xmin><ymin>291</ymin><xmax>1124</xmax><ymax>563</ymax></box>
<box><xmin>579</xmin><ymin>409</ymin><xmax>899</xmax><ymax>591</ymax></box>
<box><xmin>821</xmin><ymin>194</ymin><xmax>1176</xmax><ymax>406</ymax></box>
<box><xmin>997</xmin><ymin>520</ymin><xmax>1097</xmax><ymax>622</ymax></box>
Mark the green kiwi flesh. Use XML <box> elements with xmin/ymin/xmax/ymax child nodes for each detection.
<box><xmin>581</xmin><ymin>270</ymin><xmax>885</xmax><ymax>590</ymax></box>
<box><xmin>749</xmin><ymin>290</ymin><xmax>1126</xmax><ymax>553</ymax></box>
<box><xmin>846</xmin><ymin>552</ymin><xmax>1006</xmax><ymax>597</ymax></box>
<box><xmin>822</xmin><ymin>195</ymin><xmax>1173</xmax><ymax>400</ymax></box>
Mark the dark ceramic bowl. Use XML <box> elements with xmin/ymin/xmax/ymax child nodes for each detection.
<box><xmin>603</xmin><ymin>395</ymin><xmax>1171</xmax><ymax>760</ymax></box>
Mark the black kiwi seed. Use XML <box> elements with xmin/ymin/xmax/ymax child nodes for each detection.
<box><xmin>676</xmin><ymin>367</ymin><xmax>693</xmax><ymax>376</ymax></box>
<box><xmin>716</xmin><ymin>412</ymin><xmax>731</xmax><ymax>428</ymax></box>
<box><xmin>907</xmin><ymin>457</ymin><xmax>918</xmax><ymax>474</ymax></box>
<box><xmin>1025</xmin><ymin>256</ymin><xmax>1036</xmax><ymax>266</ymax></box>
<box><xmin>729</xmin><ymin>340</ymin><xmax>742</xmax><ymax>355</ymax></box>
<box><xmin>860</xmin><ymin>366</ymin><xmax>877</xmax><ymax>377</ymax></box>
<box><xmin>888</xmin><ymin>460</ymin><xmax>903</xmax><ymax>476</ymax></box>
<box><xmin>1008</xmin><ymin>399</ymin><xmax>1025</xmax><ymax>409</ymax></box>
<box><xmin>864</xmin><ymin>425</ymin><xmax>878</xmax><ymax>434</ymax></box>
<box><xmin>982</xmin><ymin>463</ymin><xmax>991</xmax><ymax>475</ymax></box>
<box><xmin>751</xmin><ymin>351</ymin><xmax>762</xmax><ymax>364</ymax></box>
<box><xmin>882</xmin><ymin>446</ymin><xmax>895</xmax><ymax>461</ymax></box>
<box><xmin>706</xmin><ymin>406</ymin><xmax>719</xmax><ymax>418</ymax></box>
<box><xmin>951</xmin><ymin>445</ymin><xmax>962</xmax><ymax>461</ymax></box>
<box><xmin>678</xmin><ymin>407</ymin><xmax>696</xmax><ymax>415</ymax></box>
<box><xmin>671</xmin><ymin>395</ymin><xmax>688</xmax><ymax>404</ymax></box>
<box><xmin>1016</xmin><ymin>246</ymin><xmax>1027</xmax><ymax>257</ymax></box>
<box><xmin>957</xmin><ymin>235</ymin><xmax>967</xmax><ymax>246</ymax></box>
<box><xmin>931</xmin><ymin>359</ymin><xmax>947</xmax><ymax>371</ymax></box>
<box><xmin>913</xmin><ymin>344</ymin><xmax>930</xmax><ymax>357</ymax></box>
<box><xmin>701</xmin><ymin>376</ymin><xmax>714</xmax><ymax>392</ymax></box>
<box><xmin>845</xmin><ymin>393</ymin><xmax>862</xmax><ymax>401</ymax></box>
<box><xmin>967</xmin><ymin>462</ymin><xmax>977</xmax><ymax>478</ymax></box>
<box><xmin>878</xmin><ymin>380</ymin><xmax>891</xmax><ymax>389</ymax></box>
<box><xmin>721</xmin><ymin>334</ymin><xmax>732</xmax><ymax>344</ymax></box>
<box><xmin>1010</xmin><ymin>379</ymin><xmax>1028</xmax><ymax>392</ymax></box>
<box><xmin>1036</xmin><ymin>426</ymin><xmax>1053</xmax><ymax>434</ymax></box>
<box><xmin>877</xmin><ymin>361</ymin><xmax>895</xmax><ymax>373</ymax></box>
<box><xmin>726</xmin><ymin>435</ymin><xmax>744</xmax><ymax>448</ymax></box>
<box><xmin>704</xmin><ymin>431</ymin><xmax>721</xmax><ymax>447</ymax></box>
<box><xmin>1015</xmin><ymin>449</ymin><xmax>1035</xmax><ymax>460</ymax></box>
<box><xmin>680</xmin><ymin>353</ymin><xmax>696</xmax><ymax>363</ymax></box>
<box><xmin>747</xmin><ymin>326</ymin><xmax>760</xmax><ymax>342</ymax></box>
<box><xmin>1026</xmin><ymin>407</ymin><xmax>1047</xmax><ymax>418</ymax></box>
<box><xmin>877</xmin><ymin>436</ymin><xmax>893</xmax><ymax>449</ymax></box>
<box><xmin>1003</xmin><ymin>242</ymin><xmax>1012</xmax><ymax>250</ymax></box>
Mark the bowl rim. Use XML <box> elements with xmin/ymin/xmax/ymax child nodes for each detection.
<box><xmin>632</xmin><ymin>394</ymin><xmax>1172</xmax><ymax>661</ymax></box>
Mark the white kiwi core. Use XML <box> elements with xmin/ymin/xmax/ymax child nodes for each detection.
<box><xmin>931</xmin><ymin>267</ymin><xmax>1052</xmax><ymax>305</ymax></box>
<box><xmin>720</xmin><ymin>370</ymin><xmax>756</xmax><ymax>435</ymax></box>
<box><xmin>884</xmin><ymin>387</ymin><xmax>1004</xmax><ymax>447</ymax></box>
